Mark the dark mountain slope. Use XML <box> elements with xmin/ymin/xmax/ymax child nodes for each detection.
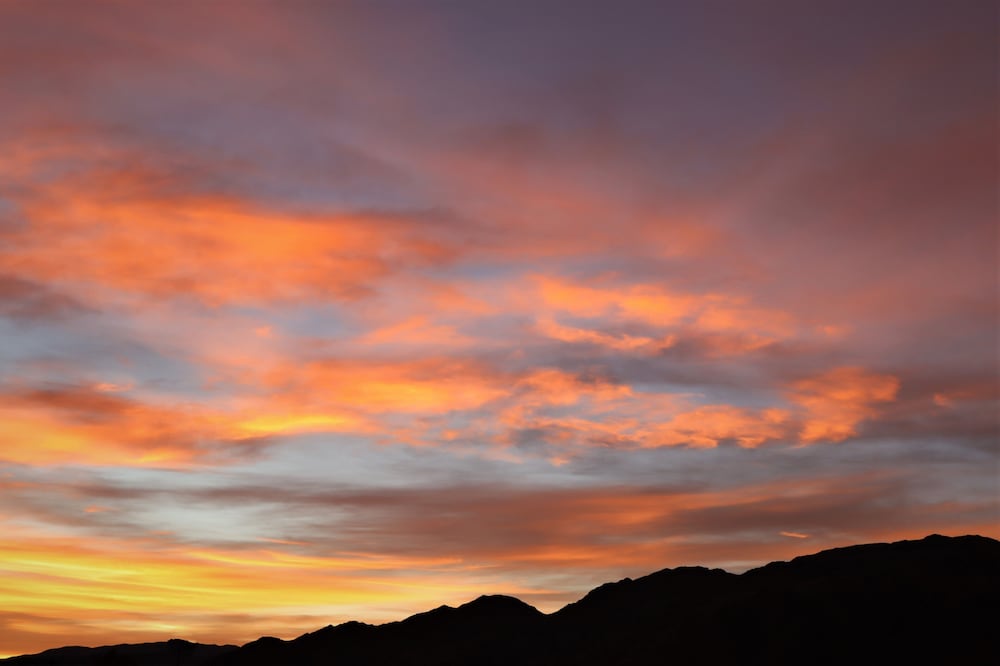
<box><xmin>3</xmin><ymin>639</ymin><xmax>236</xmax><ymax>666</ymax></box>
<box><xmin>724</xmin><ymin>533</ymin><xmax>1000</xmax><ymax>665</ymax></box>
<box><xmin>207</xmin><ymin>595</ymin><xmax>545</xmax><ymax>666</ymax></box>
<box><xmin>6</xmin><ymin>535</ymin><xmax>998</xmax><ymax>666</ymax></box>
<box><xmin>536</xmin><ymin>534</ymin><xmax>1000</xmax><ymax>665</ymax></box>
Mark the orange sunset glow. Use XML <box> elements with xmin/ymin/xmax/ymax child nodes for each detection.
<box><xmin>0</xmin><ymin>0</ymin><xmax>997</xmax><ymax>659</ymax></box>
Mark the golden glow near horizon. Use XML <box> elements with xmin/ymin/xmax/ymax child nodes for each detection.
<box><xmin>0</xmin><ymin>0</ymin><xmax>996</xmax><ymax>657</ymax></box>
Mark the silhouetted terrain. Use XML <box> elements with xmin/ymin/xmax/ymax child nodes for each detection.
<box><xmin>3</xmin><ymin>639</ymin><xmax>236</xmax><ymax>666</ymax></box>
<box><xmin>7</xmin><ymin>534</ymin><xmax>998</xmax><ymax>665</ymax></box>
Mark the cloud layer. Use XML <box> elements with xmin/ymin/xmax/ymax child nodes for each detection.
<box><xmin>0</xmin><ymin>0</ymin><xmax>996</xmax><ymax>657</ymax></box>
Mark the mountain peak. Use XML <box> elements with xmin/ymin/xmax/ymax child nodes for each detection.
<box><xmin>458</xmin><ymin>594</ymin><xmax>543</xmax><ymax>616</ymax></box>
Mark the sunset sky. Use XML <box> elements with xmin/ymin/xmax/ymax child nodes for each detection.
<box><xmin>1</xmin><ymin>0</ymin><xmax>997</xmax><ymax>658</ymax></box>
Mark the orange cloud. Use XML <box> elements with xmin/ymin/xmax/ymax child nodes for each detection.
<box><xmin>639</xmin><ymin>368</ymin><xmax>898</xmax><ymax>449</ymax></box>
<box><xmin>0</xmin><ymin>360</ymin><xmax>901</xmax><ymax>471</ymax></box>
<box><xmin>266</xmin><ymin>358</ymin><xmax>508</xmax><ymax>416</ymax></box>
<box><xmin>535</xmin><ymin>316</ymin><xmax>671</xmax><ymax>352</ymax></box>
<box><xmin>526</xmin><ymin>275</ymin><xmax>813</xmax><ymax>356</ymax></box>
<box><xmin>0</xmin><ymin>384</ymin><xmax>365</xmax><ymax>467</ymax></box>
<box><xmin>489</xmin><ymin>365</ymin><xmax>899</xmax><ymax>452</ymax></box>
<box><xmin>0</xmin><ymin>387</ymin><xmax>239</xmax><ymax>467</ymax></box>
<box><xmin>534</xmin><ymin>275</ymin><xmax>697</xmax><ymax>324</ymax></box>
<box><xmin>514</xmin><ymin>368</ymin><xmax>633</xmax><ymax>407</ymax></box>
<box><xmin>646</xmin><ymin>405</ymin><xmax>792</xmax><ymax>449</ymax></box>
<box><xmin>791</xmin><ymin>367</ymin><xmax>900</xmax><ymax>443</ymax></box>
<box><xmin>0</xmin><ymin>152</ymin><xmax>451</xmax><ymax>307</ymax></box>
<box><xmin>260</xmin><ymin>360</ymin><xmax>646</xmax><ymax>451</ymax></box>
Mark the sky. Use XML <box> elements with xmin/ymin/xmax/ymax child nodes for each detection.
<box><xmin>0</xmin><ymin>0</ymin><xmax>997</xmax><ymax>657</ymax></box>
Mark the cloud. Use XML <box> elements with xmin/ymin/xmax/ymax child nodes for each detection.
<box><xmin>526</xmin><ymin>275</ymin><xmax>811</xmax><ymax>358</ymax></box>
<box><xmin>0</xmin><ymin>159</ymin><xmax>453</xmax><ymax>307</ymax></box>
<box><xmin>643</xmin><ymin>405</ymin><xmax>792</xmax><ymax>449</ymax></box>
<box><xmin>791</xmin><ymin>367</ymin><xmax>900</xmax><ymax>443</ymax></box>
<box><xmin>535</xmin><ymin>316</ymin><xmax>672</xmax><ymax>352</ymax></box>
<box><xmin>534</xmin><ymin>275</ymin><xmax>698</xmax><ymax>324</ymax></box>
<box><xmin>263</xmin><ymin>357</ymin><xmax>509</xmax><ymax>417</ymax></box>
<box><xmin>0</xmin><ymin>384</ymin><xmax>272</xmax><ymax>467</ymax></box>
<box><xmin>7</xmin><ymin>469</ymin><xmax>994</xmax><ymax>579</ymax></box>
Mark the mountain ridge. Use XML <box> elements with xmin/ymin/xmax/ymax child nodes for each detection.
<box><xmin>6</xmin><ymin>534</ymin><xmax>998</xmax><ymax>665</ymax></box>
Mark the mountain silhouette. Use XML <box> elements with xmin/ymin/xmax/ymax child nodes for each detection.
<box><xmin>2</xmin><ymin>639</ymin><xmax>236</xmax><ymax>666</ymax></box>
<box><xmin>6</xmin><ymin>534</ymin><xmax>998</xmax><ymax>665</ymax></box>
